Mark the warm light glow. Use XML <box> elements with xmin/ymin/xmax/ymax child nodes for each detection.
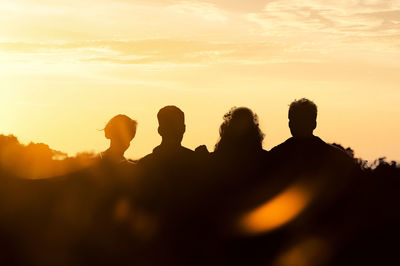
<box><xmin>239</xmin><ymin>184</ymin><xmax>311</xmax><ymax>234</ymax></box>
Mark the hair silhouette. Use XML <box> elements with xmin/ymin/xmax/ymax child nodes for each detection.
<box><xmin>288</xmin><ymin>98</ymin><xmax>317</xmax><ymax>138</ymax></box>
<box><xmin>215</xmin><ymin>107</ymin><xmax>264</xmax><ymax>153</ymax></box>
<box><xmin>102</xmin><ymin>114</ymin><xmax>137</xmax><ymax>162</ymax></box>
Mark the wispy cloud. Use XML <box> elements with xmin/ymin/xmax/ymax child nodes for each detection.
<box><xmin>0</xmin><ymin>39</ymin><xmax>291</xmax><ymax>65</ymax></box>
<box><xmin>1</xmin><ymin>0</ymin><xmax>400</xmax><ymax>66</ymax></box>
<box><xmin>166</xmin><ymin>1</ymin><xmax>228</xmax><ymax>22</ymax></box>
<box><xmin>246</xmin><ymin>0</ymin><xmax>400</xmax><ymax>37</ymax></box>
<box><xmin>240</xmin><ymin>0</ymin><xmax>400</xmax><ymax>59</ymax></box>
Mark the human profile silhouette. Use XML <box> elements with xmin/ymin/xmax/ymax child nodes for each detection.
<box><xmin>100</xmin><ymin>114</ymin><xmax>137</xmax><ymax>164</ymax></box>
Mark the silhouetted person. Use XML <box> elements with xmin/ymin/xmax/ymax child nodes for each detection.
<box><xmin>100</xmin><ymin>114</ymin><xmax>137</xmax><ymax>165</ymax></box>
<box><xmin>138</xmin><ymin>105</ymin><xmax>196</xmax><ymax>169</ymax></box>
<box><xmin>270</xmin><ymin>98</ymin><xmax>357</xmax><ymax>180</ymax></box>
<box><xmin>195</xmin><ymin>107</ymin><xmax>268</xmax><ymax>203</ymax></box>
<box><xmin>74</xmin><ymin>114</ymin><xmax>138</xmax><ymax>266</ymax></box>
<box><xmin>194</xmin><ymin>107</ymin><xmax>269</xmax><ymax>265</ymax></box>
<box><xmin>135</xmin><ymin>106</ymin><xmax>200</xmax><ymax>265</ymax></box>
<box><xmin>211</xmin><ymin>107</ymin><xmax>268</xmax><ymax>191</ymax></box>
<box><xmin>264</xmin><ymin>98</ymin><xmax>362</xmax><ymax>264</ymax></box>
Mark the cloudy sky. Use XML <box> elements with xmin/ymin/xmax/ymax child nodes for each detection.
<box><xmin>1</xmin><ymin>0</ymin><xmax>399</xmax><ymax>161</ymax></box>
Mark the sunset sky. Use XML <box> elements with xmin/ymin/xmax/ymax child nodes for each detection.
<box><xmin>1</xmin><ymin>0</ymin><xmax>399</xmax><ymax>161</ymax></box>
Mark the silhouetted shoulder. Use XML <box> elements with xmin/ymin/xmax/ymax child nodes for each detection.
<box><xmin>137</xmin><ymin>153</ymin><xmax>153</xmax><ymax>165</ymax></box>
<box><xmin>260</xmin><ymin>148</ymin><xmax>270</xmax><ymax>160</ymax></box>
<box><xmin>137</xmin><ymin>147</ymin><xmax>157</xmax><ymax>165</ymax></box>
<box><xmin>180</xmin><ymin>146</ymin><xmax>195</xmax><ymax>154</ymax></box>
<box><xmin>173</xmin><ymin>145</ymin><xmax>195</xmax><ymax>157</ymax></box>
<box><xmin>127</xmin><ymin>159</ymin><xmax>137</xmax><ymax>164</ymax></box>
<box><xmin>270</xmin><ymin>136</ymin><xmax>328</xmax><ymax>154</ymax></box>
<box><xmin>270</xmin><ymin>135</ymin><xmax>359</xmax><ymax>178</ymax></box>
<box><xmin>139</xmin><ymin>145</ymin><xmax>194</xmax><ymax>160</ymax></box>
<box><xmin>325</xmin><ymin>143</ymin><xmax>360</xmax><ymax>171</ymax></box>
<box><xmin>269</xmin><ymin>137</ymin><xmax>295</xmax><ymax>153</ymax></box>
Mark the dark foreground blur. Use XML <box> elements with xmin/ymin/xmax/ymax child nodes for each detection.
<box><xmin>0</xmin><ymin>136</ymin><xmax>399</xmax><ymax>266</ymax></box>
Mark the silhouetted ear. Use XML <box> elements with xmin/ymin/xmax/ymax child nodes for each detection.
<box><xmin>158</xmin><ymin>126</ymin><xmax>163</xmax><ymax>137</ymax></box>
<box><xmin>288</xmin><ymin>121</ymin><xmax>293</xmax><ymax>130</ymax></box>
<box><xmin>183</xmin><ymin>124</ymin><xmax>186</xmax><ymax>134</ymax></box>
<box><xmin>312</xmin><ymin>120</ymin><xmax>317</xmax><ymax>130</ymax></box>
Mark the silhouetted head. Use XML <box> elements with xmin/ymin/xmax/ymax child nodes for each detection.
<box><xmin>215</xmin><ymin>107</ymin><xmax>264</xmax><ymax>153</ymax></box>
<box><xmin>288</xmin><ymin>98</ymin><xmax>317</xmax><ymax>138</ymax></box>
<box><xmin>157</xmin><ymin>106</ymin><xmax>185</xmax><ymax>145</ymax></box>
<box><xmin>104</xmin><ymin>114</ymin><xmax>137</xmax><ymax>155</ymax></box>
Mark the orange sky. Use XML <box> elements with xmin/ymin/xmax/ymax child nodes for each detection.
<box><xmin>1</xmin><ymin>0</ymin><xmax>400</xmax><ymax>161</ymax></box>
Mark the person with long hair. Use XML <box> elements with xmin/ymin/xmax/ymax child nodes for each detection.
<box><xmin>100</xmin><ymin>114</ymin><xmax>137</xmax><ymax>164</ymax></box>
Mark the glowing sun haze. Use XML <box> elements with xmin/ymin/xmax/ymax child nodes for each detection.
<box><xmin>1</xmin><ymin>0</ymin><xmax>400</xmax><ymax>161</ymax></box>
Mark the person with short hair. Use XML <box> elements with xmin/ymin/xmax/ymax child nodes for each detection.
<box><xmin>269</xmin><ymin>98</ymin><xmax>361</xmax><ymax>242</ymax></box>
<box><xmin>156</xmin><ymin>105</ymin><xmax>187</xmax><ymax>150</ymax></box>
<box><xmin>288</xmin><ymin>98</ymin><xmax>318</xmax><ymax>138</ymax></box>
<box><xmin>270</xmin><ymin>97</ymin><xmax>356</xmax><ymax>174</ymax></box>
<box><xmin>136</xmin><ymin>105</ymin><xmax>200</xmax><ymax>265</ymax></box>
<box><xmin>138</xmin><ymin>105</ymin><xmax>196</xmax><ymax>180</ymax></box>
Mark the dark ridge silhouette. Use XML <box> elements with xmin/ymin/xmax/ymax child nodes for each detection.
<box><xmin>0</xmin><ymin>102</ymin><xmax>399</xmax><ymax>266</ymax></box>
<box><xmin>0</xmin><ymin>134</ymin><xmax>97</xmax><ymax>179</ymax></box>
